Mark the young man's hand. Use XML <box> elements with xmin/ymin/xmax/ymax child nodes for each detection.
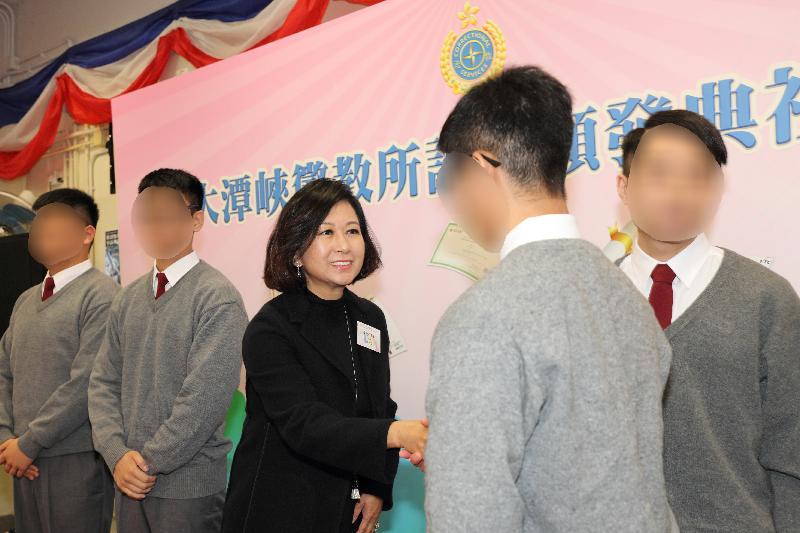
<box><xmin>114</xmin><ymin>451</ymin><xmax>156</xmax><ymax>500</ymax></box>
<box><xmin>399</xmin><ymin>449</ymin><xmax>426</xmax><ymax>472</ymax></box>
<box><xmin>0</xmin><ymin>438</ymin><xmax>34</xmax><ymax>478</ymax></box>
<box><xmin>22</xmin><ymin>465</ymin><xmax>39</xmax><ymax>481</ymax></box>
<box><xmin>397</xmin><ymin>418</ymin><xmax>428</xmax><ymax>472</ymax></box>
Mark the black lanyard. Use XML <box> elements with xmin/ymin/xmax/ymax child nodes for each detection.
<box><xmin>343</xmin><ymin>305</ymin><xmax>361</xmax><ymax>500</ymax></box>
<box><xmin>343</xmin><ymin>306</ymin><xmax>359</xmax><ymax>402</ymax></box>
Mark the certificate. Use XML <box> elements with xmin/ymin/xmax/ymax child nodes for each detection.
<box><xmin>370</xmin><ymin>298</ymin><xmax>409</xmax><ymax>358</ymax></box>
<box><xmin>750</xmin><ymin>256</ymin><xmax>774</xmax><ymax>269</ymax></box>
<box><xmin>429</xmin><ymin>222</ymin><xmax>499</xmax><ymax>282</ymax></box>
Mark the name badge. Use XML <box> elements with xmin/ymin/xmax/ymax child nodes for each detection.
<box><xmin>356</xmin><ymin>321</ymin><xmax>381</xmax><ymax>353</ymax></box>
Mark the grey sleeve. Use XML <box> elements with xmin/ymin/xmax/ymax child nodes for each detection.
<box><xmin>758</xmin><ymin>282</ymin><xmax>800</xmax><ymax>530</ymax></box>
<box><xmin>0</xmin><ymin>324</ymin><xmax>14</xmax><ymax>444</ymax></box>
<box><xmin>0</xmin><ymin>292</ymin><xmax>27</xmax><ymax>444</ymax></box>
<box><xmin>17</xmin><ymin>301</ymin><xmax>112</xmax><ymax>459</ymax></box>
<box><xmin>141</xmin><ymin>301</ymin><xmax>246</xmax><ymax>475</ymax></box>
<box><xmin>88</xmin><ymin>298</ymin><xmax>131</xmax><ymax>472</ymax></box>
<box><xmin>424</xmin><ymin>318</ymin><xmax>543</xmax><ymax>532</ymax></box>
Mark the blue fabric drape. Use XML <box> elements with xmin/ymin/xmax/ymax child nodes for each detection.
<box><xmin>0</xmin><ymin>0</ymin><xmax>274</xmax><ymax>127</ymax></box>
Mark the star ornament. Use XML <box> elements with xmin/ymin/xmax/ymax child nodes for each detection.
<box><xmin>458</xmin><ymin>1</ymin><xmax>480</xmax><ymax>28</ymax></box>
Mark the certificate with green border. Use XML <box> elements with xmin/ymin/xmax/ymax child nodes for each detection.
<box><xmin>429</xmin><ymin>222</ymin><xmax>498</xmax><ymax>281</ymax></box>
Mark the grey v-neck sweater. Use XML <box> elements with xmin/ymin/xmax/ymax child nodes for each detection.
<box><xmin>659</xmin><ymin>249</ymin><xmax>800</xmax><ymax>532</ymax></box>
<box><xmin>426</xmin><ymin>239</ymin><xmax>676</xmax><ymax>532</ymax></box>
<box><xmin>89</xmin><ymin>260</ymin><xmax>247</xmax><ymax>499</ymax></box>
<box><xmin>0</xmin><ymin>267</ymin><xmax>119</xmax><ymax>459</ymax></box>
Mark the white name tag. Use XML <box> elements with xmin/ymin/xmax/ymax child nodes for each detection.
<box><xmin>356</xmin><ymin>321</ymin><xmax>381</xmax><ymax>353</ymax></box>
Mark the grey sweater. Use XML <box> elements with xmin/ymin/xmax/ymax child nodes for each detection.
<box><xmin>658</xmin><ymin>249</ymin><xmax>800</xmax><ymax>532</ymax></box>
<box><xmin>89</xmin><ymin>260</ymin><xmax>247</xmax><ymax>499</ymax></box>
<box><xmin>425</xmin><ymin>239</ymin><xmax>676</xmax><ymax>532</ymax></box>
<box><xmin>0</xmin><ymin>268</ymin><xmax>119</xmax><ymax>459</ymax></box>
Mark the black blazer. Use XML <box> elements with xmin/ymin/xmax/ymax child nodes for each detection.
<box><xmin>222</xmin><ymin>288</ymin><xmax>399</xmax><ymax>533</ymax></box>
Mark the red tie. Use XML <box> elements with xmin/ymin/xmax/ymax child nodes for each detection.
<box><xmin>649</xmin><ymin>264</ymin><xmax>676</xmax><ymax>329</ymax></box>
<box><xmin>155</xmin><ymin>272</ymin><xmax>169</xmax><ymax>299</ymax></box>
<box><xmin>41</xmin><ymin>276</ymin><xmax>55</xmax><ymax>301</ymax></box>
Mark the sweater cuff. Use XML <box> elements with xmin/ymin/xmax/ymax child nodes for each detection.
<box><xmin>0</xmin><ymin>428</ymin><xmax>15</xmax><ymax>445</ymax></box>
<box><xmin>140</xmin><ymin>445</ymin><xmax>163</xmax><ymax>475</ymax></box>
<box><xmin>16</xmin><ymin>431</ymin><xmax>42</xmax><ymax>460</ymax></box>
<box><xmin>101</xmin><ymin>438</ymin><xmax>132</xmax><ymax>473</ymax></box>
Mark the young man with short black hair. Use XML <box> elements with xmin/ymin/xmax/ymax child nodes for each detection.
<box><xmin>89</xmin><ymin>168</ymin><xmax>247</xmax><ymax>533</ymax></box>
<box><xmin>423</xmin><ymin>66</ymin><xmax>676</xmax><ymax>532</ymax></box>
<box><xmin>0</xmin><ymin>188</ymin><xmax>118</xmax><ymax>532</ymax></box>
<box><xmin>618</xmin><ymin>109</ymin><xmax>800</xmax><ymax>532</ymax></box>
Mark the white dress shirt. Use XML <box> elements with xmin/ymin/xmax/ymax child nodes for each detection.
<box><xmin>42</xmin><ymin>258</ymin><xmax>93</xmax><ymax>297</ymax></box>
<box><xmin>500</xmin><ymin>214</ymin><xmax>582</xmax><ymax>260</ymax></box>
<box><xmin>152</xmin><ymin>250</ymin><xmax>200</xmax><ymax>296</ymax></box>
<box><xmin>619</xmin><ymin>233</ymin><xmax>724</xmax><ymax>323</ymax></box>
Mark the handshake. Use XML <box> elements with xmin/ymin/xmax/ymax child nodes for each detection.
<box><xmin>387</xmin><ymin>418</ymin><xmax>429</xmax><ymax>472</ymax></box>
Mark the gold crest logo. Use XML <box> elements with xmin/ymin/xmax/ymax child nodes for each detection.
<box><xmin>440</xmin><ymin>2</ymin><xmax>507</xmax><ymax>94</ymax></box>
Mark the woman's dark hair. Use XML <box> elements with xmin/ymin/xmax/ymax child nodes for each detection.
<box><xmin>264</xmin><ymin>178</ymin><xmax>382</xmax><ymax>292</ymax></box>
<box><xmin>621</xmin><ymin>109</ymin><xmax>727</xmax><ymax>176</ymax></box>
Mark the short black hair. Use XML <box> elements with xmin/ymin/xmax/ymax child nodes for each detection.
<box><xmin>621</xmin><ymin>109</ymin><xmax>727</xmax><ymax>176</ymax></box>
<box><xmin>32</xmin><ymin>187</ymin><xmax>99</xmax><ymax>227</ymax></box>
<box><xmin>264</xmin><ymin>178</ymin><xmax>381</xmax><ymax>292</ymax></box>
<box><xmin>438</xmin><ymin>65</ymin><xmax>574</xmax><ymax>197</ymax></box>
<box><xmin>137</xmin><ymin>168</ymin><xmax>204</xmax><ymax>213</ymax></box>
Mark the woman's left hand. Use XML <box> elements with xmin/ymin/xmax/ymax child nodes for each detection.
<box><xmin>353</xmin><ymin>493</ymin><xmax>383</xmax><ymax>533</ymax></box>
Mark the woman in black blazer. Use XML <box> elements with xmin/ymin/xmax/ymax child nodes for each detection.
<box><xmin>223</xmin><ymin>179</ymin><xmax>428</xmax><ymax>533</ymax></box>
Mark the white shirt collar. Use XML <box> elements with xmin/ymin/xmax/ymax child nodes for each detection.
<box><xmin>630</xmin><ymin>233</ymin><xmax>712</xmax><ymax>288</ymax></box>
<box><xmin>500</xmin><ymin>214</ymin><xmax>581</xmax><ymax>260</ymax></box>
<box><xmin>43</xmin><ymin>258</ymin><xmax>93</xmax><ymax>296</ymax></box>
<box><xmin>152</xmin><ymin>250</ymin><xmax>200</xmax><ymax>295</ymax></box>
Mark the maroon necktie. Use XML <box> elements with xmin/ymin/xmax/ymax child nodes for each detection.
<box><xmin>41</xmin><ymin>276</ymin><xmax>55</xmax><ymax>301</ymax></box>
<box><xmin>155</xmin><ymin>272</ymin><xmax>169</xmax><ymax>299</ymax></box>
<box><xmin>649</xmin><ymin>264</ymin><xmax>676</xmax><ymax>329</ymax></box>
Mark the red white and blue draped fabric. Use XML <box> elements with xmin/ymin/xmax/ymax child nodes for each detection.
<box><xmin>0</xmin><ymin>0</ymin><xmax>376</xmax><ymax>180</ymax></box>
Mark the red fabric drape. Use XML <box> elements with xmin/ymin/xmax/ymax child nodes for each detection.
<box><xmin>60</xmin><ymin>29</ymin><xmax>198</xmax><ymax>125</ymax></box>
<box><xmin>250</xmin><ymin>0</ymin><xmax>331</xmax><ymax>48</ymax></box>
<box><xmin>0</xmin><ymin>0</ymin><xmax>332</xmax><ymax>180</ymax></box>
<box><xmin>0</xmin><ymin>83</ymin><xmax>65</xmax><ymax>180</ymax></box>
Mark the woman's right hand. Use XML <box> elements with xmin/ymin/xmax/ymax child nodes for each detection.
<box><xmin>387</xmin><ymin>419</ymin><xmax>428</xmax><ymax>456</ymax></box>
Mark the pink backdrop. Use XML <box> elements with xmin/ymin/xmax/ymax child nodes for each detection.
<box><xmin>112</xmin><ymin>0</ymin><xmax>800</xmax><ymax>418</ymax></box>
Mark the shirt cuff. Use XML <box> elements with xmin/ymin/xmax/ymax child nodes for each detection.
<box><xmin>17</xmin><ymin>431</ymin><xmax>43</xmax><ymax>460</ymax></box>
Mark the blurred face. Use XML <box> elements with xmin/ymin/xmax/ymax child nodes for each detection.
<box><xmin>298</xmin><ymin>200</ymin><xmax>366</xmax><ymax>297</ymax></box>
<box><xmin>29</xmin><ymin>203</ymin><xmax>95</xmax><ymax>267</ymax></box>
<box><xmin>131</xmin><ymin>186</ymin><xmax>203</xmax><ymax>260</ymax></box>
<box><xmin>437</xmin><ymin>151</ymin><xmax>507</xmax><ymax>252</ymax></box>
<box><xmin>618</xmin><ymin>125</ymin><xmax>723</xmax><ymax>243</ymax></box>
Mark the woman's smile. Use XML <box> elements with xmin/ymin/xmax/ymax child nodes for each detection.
<box><xmin>330</xmin><ymin>259</ymin><xmax>354</xmax><ymax>271</ymax></box>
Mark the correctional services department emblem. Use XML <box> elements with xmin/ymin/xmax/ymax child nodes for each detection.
<box><xmin>440</xmin><ymin>1</ymin><xmax>507</xmax><ymax>94</ymax></box>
